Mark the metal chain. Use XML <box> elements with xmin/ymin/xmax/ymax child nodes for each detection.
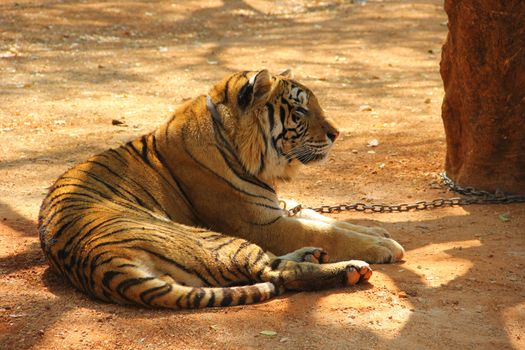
<box><xmin>287</xmin><ymin>172</ymin><xmax>525</xmax><ymax>216</ymax></box>
<box><xmin>440</xmin><ymin>172</ymin><xmax>525</xmax><ymax>203</ymax></box>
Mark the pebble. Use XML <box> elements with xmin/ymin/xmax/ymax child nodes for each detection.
<box><xmin>367</xmin><ymin>139</ymin><xmax>379</xmax><ymax>147</ymax></box>
<box><xmin>111</xmin><ymin>119</ymin><xmax>126</xmax><ymax>126</ymax></box>
<box><xmin>398</xmin><ymin>291</ymin><xmax>408</xmax><ymax>298</ymax></box>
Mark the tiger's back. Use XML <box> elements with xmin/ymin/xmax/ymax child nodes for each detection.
<box><xmin>38</xmin><ymin>127</ymin><xmax>283</xmax><ymax>307</ymax></box>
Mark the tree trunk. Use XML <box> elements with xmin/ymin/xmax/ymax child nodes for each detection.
<box><xmin>440</xmin><ymin>1</ymin><xmax>525</xmax><ymax>195</ymax></box>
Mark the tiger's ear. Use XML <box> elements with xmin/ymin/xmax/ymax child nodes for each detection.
<box><xmin>278</xmin><ymin>69</ymin><xmax>293</xmax><ymax>79</ymax></box>
<box><xmin>237</xmin><ymin>70</ymin><xmax>272</xmax><ymax>110</ymax></box>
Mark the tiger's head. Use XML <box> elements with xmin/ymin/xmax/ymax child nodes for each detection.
<box><xmin>208</xmin><ymin>69</ymin><xmax>339</xmax><ymax>183</ymax></box>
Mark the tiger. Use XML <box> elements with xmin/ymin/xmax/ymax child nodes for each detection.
<box><xmin>38</xmin><ymin>69</ymin><xmax>404</xmax><ymax>309</ymax></box>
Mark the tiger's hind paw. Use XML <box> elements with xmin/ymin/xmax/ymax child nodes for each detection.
<box><xmin>278</xmin><ymin>247</ymin><xmax>330</xmax><ymax>264</ymax></box>
<box><xmin>345</xmin><ymin>261</ymin><xmax>373</xmax><ymax>286</ymax></box>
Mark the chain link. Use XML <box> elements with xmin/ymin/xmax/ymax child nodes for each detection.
<box><xmin>287</xmin><ymin>172</ymin><xmax>525</xmax><ymax>216</ymax></box>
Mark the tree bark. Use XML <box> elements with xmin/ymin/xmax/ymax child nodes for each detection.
<box><xmin>440</xmin><ymin>1</ymin><xmax>525</xmax><ymax>194</ymax></box>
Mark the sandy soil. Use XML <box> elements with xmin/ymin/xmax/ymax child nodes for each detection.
<box><xmin>1</xmin><ymin>1</ymin><xmax>524</xmax><ymax>349</ymax></box>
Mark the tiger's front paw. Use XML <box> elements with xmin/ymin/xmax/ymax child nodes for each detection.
<box><xmin>360</xmin><ymin>238</ymin><xmax>405</xmax><ymax>264</ymax></box>
<box><xmin>331</xmin><ymin>232</ymin><xmax>404</xmax><ymax>264</ymax></box>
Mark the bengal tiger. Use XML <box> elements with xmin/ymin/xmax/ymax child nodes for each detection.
<box><xmin>38</xmin><ymin>69</ymin><xmax>404</xmax><ymax>309</ymax></box>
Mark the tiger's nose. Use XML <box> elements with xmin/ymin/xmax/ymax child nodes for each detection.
<box><xmin>327</xmin><ymin>129</ymin><xmax>339</xmax><ymax>142</ymax></box>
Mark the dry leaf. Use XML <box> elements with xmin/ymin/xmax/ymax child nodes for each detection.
<box><xmin>498</xmin><ymin>213</ymin><xmax>510</xmax><ymax>222</ymax></box>
<box><xmin>260</xmin><ymin>330</ymin><xmax>277</xmax><ymax>336</ymax></box>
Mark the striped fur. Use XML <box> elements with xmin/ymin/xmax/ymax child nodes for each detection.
<box><xmin>38</xmin><ymin>70</ymin><xmax>381</xmax><ymax>309</ymax></box>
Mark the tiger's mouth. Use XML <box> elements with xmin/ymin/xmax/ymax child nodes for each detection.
<box><xmin>296</xmin><ymin>151</ymin><xmax>328</xmax><ymax>164</ymax></box>
<box><xmin>288</xmin><ymin>144</ymin><xmax>331</xmax><ymax>165</ymax></box>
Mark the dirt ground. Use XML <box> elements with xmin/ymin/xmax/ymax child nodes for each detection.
<box><xmin>1</xmin><ymin>0</ymin><xmax>524</xmax><ymax>349</ymax></box>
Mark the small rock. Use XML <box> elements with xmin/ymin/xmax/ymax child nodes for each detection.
<box><xmin>0</xmin><ymin>51</ymin><xmax>17</xmax><ymax>58</ymax></box>
<box><xmin>359</xmin><ymin>104</ymin><xmax>373</xmax><ymax>112</ymax></box>
<box><xmin>111</xmin><ymin>119</ymin><xmax>126</xmax><ymax>126</ymax></box>
<box><xmin>367</xmin><ymin>139</ymin><xmax>379</xmax><ymax>147</ymax></box>
<box><xmin>398</xmin><ymin>291</ymin><xmax>408</xmax><ymax>298</ymax></box>
<box><xmin>0</xmin><ymin>47</ymin><xmax>21</xmax><ymax>58</ymax></box>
